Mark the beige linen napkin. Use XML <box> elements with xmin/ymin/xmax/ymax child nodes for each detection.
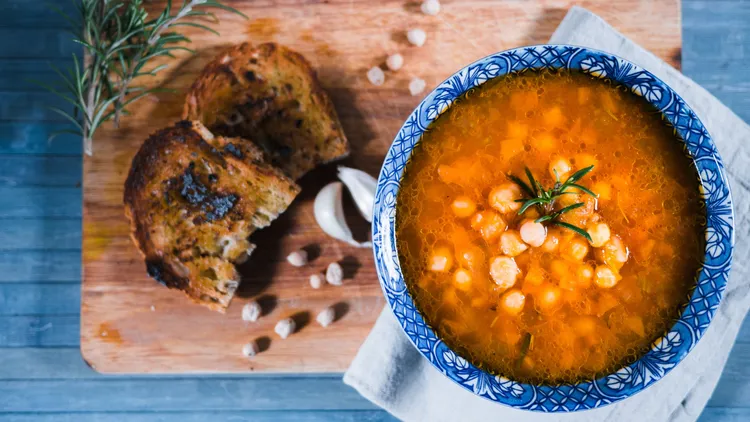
<box><xmin>344</xmin><ymin>6</ymin><xmax>750</xmax><ymax>422</ymax></box>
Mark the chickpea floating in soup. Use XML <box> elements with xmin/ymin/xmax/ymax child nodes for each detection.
<box><xmin>396</xmin><ymin>70</ymin><xmax>705</xmax><ymax>384</ymax></box>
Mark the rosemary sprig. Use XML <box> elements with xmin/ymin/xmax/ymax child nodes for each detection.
<box><xmin>511</xmin><ymin>165</ymin><xmax>597</xmax><ymax>241</ymax></box>
<box><xmin>40</xmin><ymin>0</ymin><xmax>247</xmax><ymax>155</ymax></box>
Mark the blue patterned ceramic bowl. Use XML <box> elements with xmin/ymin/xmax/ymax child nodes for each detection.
<box><xmin>371</xmin><ymin>45</ymin><xmax>735</xmax><ymax>412</ymax></box>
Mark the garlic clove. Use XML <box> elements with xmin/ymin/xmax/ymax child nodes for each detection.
<box><xmin>337</xmin><ymin>166</ymin><xmax>376</xmax><ymax>223</ymax></box>
<box><xmin>275</xmin><ymin>318</ymin><xmax>296</xmax><ymax>339</ymax></box>
<box><xmin>242</xmin><ymin>301</ymin><xmax>262</xmax><ymax>322</ymax></box>
<box><xmin>314</xmin><ymin>182</ymin><xmax>371</xmax><ymax>248</ymax></box>
<box><xmin>326</xmin><ymin>262</ymin><xmax>344</xmax><ymax>286</ymax></box>
<box><xmin>316</xmin><ymin>306</ymin><xmax>336</xmax><ymax>327</ymax></box>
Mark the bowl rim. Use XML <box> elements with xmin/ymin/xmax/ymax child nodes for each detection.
<box><xmin>371</xmin><ymin>44</ymin><xmax>735</xmax><ymax>412</ymax></box>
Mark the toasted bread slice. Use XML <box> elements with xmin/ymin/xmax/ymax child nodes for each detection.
<box><xmin>183</xmin><ymin>42</ymin><xmax>349</xmax><ymax>179</ymax></box>
<box><xmin>124</xmin><ymin>121</ymin><xmax>300</xmax><ymax>311</ymax></box>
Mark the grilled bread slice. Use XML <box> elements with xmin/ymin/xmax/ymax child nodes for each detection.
<box><xmin>124</xmin><ymin>121</ymin><xmax>300</xmax><ymax>312</ymax></box>
<box><xmin>183</xmin><ymin>42</ymin><xmax>349</xmax><ymax>180</ymax></box>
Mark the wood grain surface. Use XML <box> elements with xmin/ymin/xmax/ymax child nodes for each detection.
<box><xmin>80</xmin><ymin>0</ymin><xmax>682</xmax><ymax>373</ymax></box>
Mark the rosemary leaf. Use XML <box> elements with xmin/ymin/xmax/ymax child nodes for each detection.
<box><xmin>567</xmin><ymin>183</ymin><xmax>598</xmax><ymax>198</ymax></box>
<box><xmin>552</xmin><ymin>220</ymin><xmax>593</xmax><ymax>242</ymax></box>
<box><xmin>36</xmin><ymin>0</ymin><xmax>247</xmax><ymax>155</ymax></box>
<box><xmin>553</xmin><ymin>202</ymin><xmax>585</xmax><ymax>217</ymax></box>
<box><xmin>518</xmin><ymin>197</ymin><xmax>548</xmax><ymax>215</ymax></box>
<box><xmin>563</xmin><ymin>165</ymin><xmax>595</xmax><ymax>186</ymax></box>
<box><xmin>524</xmin><ymin>167</ymin><xmax>539</xmax><ymax>196</ymax></box>
<box><xmin>535</xmin><ymin>215</ymin><xmax>553</xmax><ymax>223</ymax></box>
<box><xmin>508</xmin><ymin>174</ymin><xmax>535</xmax><ymax>198</ymax></box>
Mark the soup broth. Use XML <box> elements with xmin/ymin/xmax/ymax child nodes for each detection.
<box><xmin>396</xmin><ymin>70</ymin><xmax>705</xmax><ymax>384</ymax></box>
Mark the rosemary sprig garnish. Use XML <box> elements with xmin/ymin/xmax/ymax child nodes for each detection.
<box><xmin>39</xmin><ymin>0</ymin><xmax>246</xmax><ymax>155</ymax></box>
<box><xmin>510</xmin><ymin>165</ymin><xmax>597</xmax><ymax>241</ymax></box>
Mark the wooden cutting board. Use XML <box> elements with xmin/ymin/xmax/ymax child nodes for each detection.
<box><xmin>81</xmin><ymin>0</ymin><xmax>681</xmax><ymax>373</ymax></box>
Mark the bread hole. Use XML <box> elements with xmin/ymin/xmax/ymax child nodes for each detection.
<box><xmin>200</xmin><ymin>268</ymin><xmax>218</xmax><ymax>281</ymax></box>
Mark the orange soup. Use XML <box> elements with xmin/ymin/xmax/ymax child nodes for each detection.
<box><xmin>396</xmin><ymin>70</ymin><xmax>705</xmax><ymax>384</ymax></box>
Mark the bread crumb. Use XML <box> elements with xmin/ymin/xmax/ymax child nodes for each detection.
<box><xmin>326</xmin><ymin>262</ymin><xmax>344</xmax><ymax>286</ymax></box>
<box><xmin>407</xmin><ymin>29</ymin><xmax>426</xmax><ymax>47</ymax></box>
<box><xmin>242</xmin><ymin>341</ymin><xmax>259</xmax><ymax>357</ymax></box>
<box><xmin>367</xmin><ymin>66</ymin><xmax>385</xmax><ymax>86</ymax></box>
<box><xmin>286</xmin><ymin>249</ymin><xmax>308</xmax><ymax>267</ymax></box>
<box><xmin>316</xmin><ymin>307</ymin><xmax>335</xmax><ymax>327</ymax></box>
<box><xmin>386</xmin><ymin>54</ymin><xmax>404</xmax><ymax>71</ymax></box>
<box><xmin>275</xmin><ymin>318</ymin><xmax>296</xmax><ymax>339</ymax></box>
<box><xmin>409</xmin><ymin>78</ymin><xmax>426</xmax><ymax>96</ymax></box>
<box><xmin>310</xmin><ymin>274</ymin><xmax>323</xmax><ymax>289</ymax></box>
<box><xmin>242</xmin><ymin>301</ymin><xmax>262</xmax><ymax>322</ymax></box>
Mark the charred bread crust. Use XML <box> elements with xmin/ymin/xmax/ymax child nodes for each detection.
<box><xmin>183</xmin><ymin>42</ymin><xmax>349</xmax><ymax>179</ymax></box>
<box><xmin>124</xmin><ymin>121</ymin><xmax>300</xmax><ymax>311</ymax></box>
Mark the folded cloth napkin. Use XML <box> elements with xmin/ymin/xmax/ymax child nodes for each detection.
<box><xmin>344</xmin><ymin>6</ymin><xmax>750</xmax><ymax>422</ymax></box>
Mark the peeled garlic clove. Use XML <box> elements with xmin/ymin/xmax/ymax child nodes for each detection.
<box><xmin>242</xmin><ymin>340</ymin><xmax>259</xmax><ymax>357</ymax></box>
<box><xmin>242</xmin><ymin>301</ymin><xmax>262</xmax><ymax>322</ymax></box>
<box><xmin>314</xmin><ymin>182</ymin><xmax>371</xmax><ymax>248</ymax></box>
<box><xmin>316</xmin><ymin>306</ymin><xmax>336</xmax><ymax>327</ymax></box>
<box><xmin>337</xmin><ymin>166</ymin><xmax>376</xmax><ymax>223</ymax></box>
<box><xmin>275</xmin><ymin>318</ymin><xmax>296</xmax><ymax>339</ymax></box>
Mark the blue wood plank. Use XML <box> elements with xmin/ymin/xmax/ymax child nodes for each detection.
<box><xmin>0</xmin><ymin>411</ymin><xmax>396</xmax><ymax>422</ymax></box>
<box><xmin>699</xmin><ymin>407</ymin><xmax>750</xmax><ymax>422</ymax></box>
<box><xmin>0</xmin><ymin>0</ymin><xmax>79</xmax><ymax>28</ymax></box>
<box><xmin>0</xmin><ymin>122</ymin><xmax>81</xmax><ymax>155</ymax></box>
<box><xmin>0</xmin><ymin>29</ymin><xmax>78</xmax><ymax>59</ymax></box>
<box><xmin>0</xmin><ymin>315</ymin><xmax>79</xmax><ymax>347</ymax></box>
<box><xmin>0</xmin><ymin>219</ymin><xmax>80</xmax><ymax>250</ymax></box>
<box><xmin>0</xmin><ymin>188</ymin><xmax>81</xmax><ymax>218</ymax></box>
<box><xmin>683</xmin><ymin>0</ymin><xmax>750</xmax><ymax>28</ymax></box>
<box><xmin>0</xmin><ymin>283</ymin><xmax>80</xmax><ymax>315</ymax></box>
<box><xmin>0</xmin><ymin>348</ymin><xmax>91</xmax><ymax>380</ymax></box>
<box><xmin>0</xmin><ymin>378</ymin><xmax>376</xmax><ymax>411</ymax></box>
<box><xmin>0</xmin><ymin>348</ymin><xmax>345</xmax><ymax>380</ymax></box>
<box><xmin>0</xmin><ymin>251</ymin><xmax>81</xmax><ymax>283</ymax></box>
<box><xmin>0</xmin><ymin>156</ymin><xmax>82</xmax><ymax>187</ymax></box>
<box><xmin>0</xmin><ymin>92</ymin><xmax>74</xmax><ymax>122</ymax></box>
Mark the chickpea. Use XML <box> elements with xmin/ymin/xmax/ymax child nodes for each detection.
<box><xmin>540</xmin><ymin>229</ymin><xmax>561</xmax><ymax>252</ymax></box>
<box><xmin>456</xmin><ymin>244</ymin><xmax>485</xmax><ymax>271</ymax></box>
<box><xmin>451</xmin><ymin>196</ymin><xmax>476</xmax><ymax>218</ymax></box>
<box><xmin>587</xmin><ymin>222</ymin><xmax>611</xmax><ymax>248</ymax></box>
<box><xmin>489</xmin><ymin>183</ymin><xmax>522</xmax><ymax>214</ymax></box>
<box><xmin>562</xmin><ymin>237</ymin><xmax>590</xmax><ymax>261</ymax></box>
<box><xmin>597</xmin><ymin>236</ymin><xmax>629</xmax><ymax>270</ymax></box>
<box><xmin>490</xmin><ymin>256</ymin><xmax>520</xmax><ymax>289</ymax></box>
<box><xmin>470</xmin><ymin>211</ymin><xmax>507</xmax><ymax>242</ymax></box>
<box><xmin>453</xmin><ymin>268</ymin><xmax>472</xmax><ymax>290</ymax></box>
<box><xmin>429</xmin><ymin>246</ymin><xmax>453</xmax><ymax>272</ymax></box>
<box><xmin>501</xmin><ymin>289</ymin><xmax>526</xmax><ymax>315</ymax></box>
<box><xmin>536</xmin><ymin>282</ymin><xmax>562</xmax><ymax>312</ymax></box>
<box><xmin>594</xmin><ymin>265</ymin><xmax>620</xmax><ymax>288</ymax></box>
<box><xmin>576</xmin><ymin>263</ymin><xmax>594</xmax><ymax>288</ymax></box>
<box><xmin>549</xmin><ymin>156</ymin><xmax>572</xmax><ymax>180</ymax></box>
<box><xmin>500</xmin><ymin>230</ymin><xmax>528</xmax><ymax>257</ymax></box>
<box><xmin>519</xmin><ymin>220</ymin><xmax>547</xmax><ymax>247</ymax></box>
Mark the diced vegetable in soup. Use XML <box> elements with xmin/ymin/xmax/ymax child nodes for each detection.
<box><xmin>395</xmin><ymin>70</ymin><xmax>705</xmax><ymax>384</ymax></box>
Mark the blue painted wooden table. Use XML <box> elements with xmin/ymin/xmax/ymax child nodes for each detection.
<box><xmin>1</xmin><ymin>1</ymin><xmax>748</xmax><ymax>420</ymax></box>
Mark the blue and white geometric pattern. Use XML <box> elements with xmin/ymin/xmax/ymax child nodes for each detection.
<box><xmin>371</xmin><ymin>45</ymin><xmax>735</xmax><ymax>412</ymax></box>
